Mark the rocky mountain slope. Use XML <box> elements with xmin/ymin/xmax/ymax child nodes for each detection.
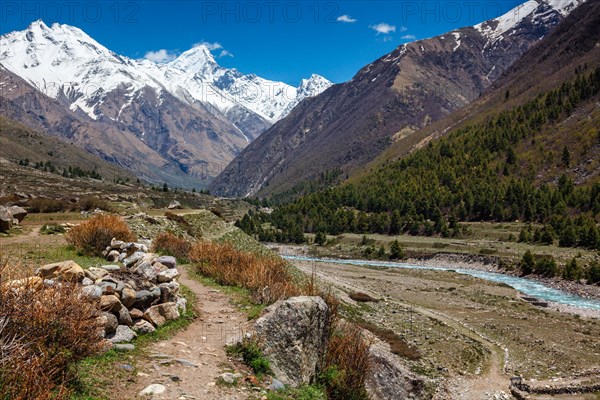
<box><xmin>209</xmin><ymin>0</ymin><xmax>585</xmax><ymax>198</ymax></box>
<box><xmin>0</xmin><ymin>21</ymin><xmax>331</xmax><ymax>188</ymax></box>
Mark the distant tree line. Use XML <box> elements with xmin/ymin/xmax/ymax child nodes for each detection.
<box><xmin>237</xmin><ymin>68</ymin><xmax>600</xmax><ymax>250</ymax></box>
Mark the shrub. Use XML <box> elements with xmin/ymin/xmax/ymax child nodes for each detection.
<box><xmin>152</xmin><ymin>232</ymin><xmax>192</xmax><ymax>262</ymax></box>
<box><xmin>66</xmin><ymin>214</ymin><xmax>136</xmax><ymax>256</ymax></box>
<box><xmin>0</xmin><ymin>264</ymin><xmax>103</xmax><ymax>399</ymax></box>
<box><xmin>320</xmin><ymin>323</ymin><xmax>371</xmax><ymax>400</ymax></box>
<box><xmin>189</xmin><ymin>241</ymin><xmax>299</xmax><ymax>304</ymax></box>
<box><xmin>535</xmin><ymin>256</ymin><xmax>558</xmax><ymax>277</ymax></box>
<box><xmin>520</xmin><ymin>250</ymin><xmax>535</xmax><ymax>276</ymax></box>
<box><xmin>40</xmin><ymin>223</ymin><xmax>66</xmax><ymax>235</ymax></box>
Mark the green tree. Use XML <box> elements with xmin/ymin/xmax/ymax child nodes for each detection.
<box><xmin>390</xmin><ymin>240</ymin><xmax>404</xmax><ymax>260</ymax></box>
<box><xmin>520</xmin><ymin>250</ymin><xmax>535</xmax><ymax>276</ymax></box>
<box><xmin>562</xmin><ymin>258</ymin><xmax>581</xmax><ymax>281</ymax></box>
<box><xmin>162</xmin><ymin>182</ymin><xmax>169</xmax><ymax>192</ymax></box>
<box><xmin>535</xmin><ymin>256</ymin><xmax>558</xmax><ymax>277</ymax></box>
<box><xmin>315</xmin><ymin>231</ymin><xmax>327</xmax><ymax>246</ymax></box>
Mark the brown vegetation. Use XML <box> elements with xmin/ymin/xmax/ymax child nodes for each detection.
<box><xmin>322</xmin><ymin>322</ymin><xmax>372</xmax><ymax>400</ymax></box>
<box><xmin>66</xmin><ymin>214</ymin><xmax>136</xmax><ymax>256</ymax></box>
<box><xmin>152</xmin><ymin>232</ymin><xmax>192</xmax><ymax>262</ymax></box>
<box><xmin>0</xmin><ymin>262</ymin><xmax>103</xmax><ymax>399</ymax></box>
<box><xmin>188</xmin><ymin>241</ymin><xmax>299</xmax><ymax>304</ymax></box>
<box><xmin>358</xmin><ymin>322</ymin><xmax>421</xmax><ymax>361</ymax></box>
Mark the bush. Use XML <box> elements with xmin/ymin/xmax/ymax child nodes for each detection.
<box><xmin>189</xmin><ymin>241</ymin><xmax>299</xmax><ymax>304</ymax></box>
<box><xmin>152</xmin><ymin>232</ymin><xmax>192</xmax><ymax>262</ymax></box>
<box><xmin>0</xmin><ymin>264</ymin><xmax>103</xmax><ymax>399</ymax></box>
<box><xmin>320</xmin><ymin>323</ymin><xmax>371</xmax><ymax>400</ymax></box>
<box><xmin>520</xmin><ymin>250</ymin><xmax>535</xmax><ymax>276</ymax></box>
<box><xmin>349</xmin><ymin>292</ymin><xmax>379</xmax><ymax>303</ymax></box>
<box><xmin>535</xmin><ymin>256</ymin><xmax>558</xmax><ymax>277</ymax></box>
<box><xmin>66</xmin><ymin>214</ymin><xmax>136</xmax><ymax>256</ymax></box>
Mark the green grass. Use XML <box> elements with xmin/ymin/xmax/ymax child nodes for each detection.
<box><xmin>226</xmin><ymin>340</ymin><xmax>271</xmax><ymax>377</ymax></box>
<box><xmin>261</xmin><ymin>385</ymin><xmax>327</xmax><ymax>400</ymax></box>
<box><xmin>71</xmin><ymin>284</ymin><xmax>196</xmax><ymax>399</ymax></box>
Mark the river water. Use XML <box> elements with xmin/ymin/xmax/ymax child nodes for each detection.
<box><xmin>283</xmin><ymin>255</ymin><xmax>600</xmax><ymax>311</ymax></box>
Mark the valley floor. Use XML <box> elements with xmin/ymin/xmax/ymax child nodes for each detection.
<box><xmin>275</xmin><ymin>245</ymin><xmax>600</xmax><ymax>399</ymax></box>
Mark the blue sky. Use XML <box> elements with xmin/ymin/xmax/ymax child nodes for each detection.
<box><xmin>1</xmin><ymin>0</ymin><xmax>525</xmax><ymax>84</ymax></box>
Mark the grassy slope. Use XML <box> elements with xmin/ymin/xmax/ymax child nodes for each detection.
<box><xmin>0</xmin><ymin>116</ymin><xmax>136</xmax><ymax>181</ymax></box>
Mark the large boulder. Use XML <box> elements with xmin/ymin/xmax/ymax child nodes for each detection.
<box><xmin>120</xmin><ymin>285</ymin><xmax>137</xmax><ymax>308</ymax></box>
<box><xmin>158</xmin><ymin>282</ymin><xmax>180</xmax><ymax>303</ymax></box>
<box><xmin>102</xmin><ymin>311</ymin><xmax>119</xmax><ymax>334</ymax></box>
<box><xmin>365</xmin><ymin>335</ymin><xmax>431</xmax><ymax>400</ymax></box>
<box><xmin>37</xmin><ymin>260</ymin><xmax>84</xmax><ymax>282</ymax></box>
<box><xmin>132</xmin><ymin>319</ymin><xmax>155</xmax><ymax>334</ymax></box>
<box><xmin>8</xmin><ymin>206</ymin><xmax>27</xmax><ymax>222</ymax></box>
<box><xmin>0</xmin><ymin>207</ymin><xmax>12</xmax><ymax>232</ymax></box>
<box><xmin>122</xmin><ymin>251</ymin><xmax>145</xmax><ymax>268</ymax></box>
<box><xmin>143</xmin><ymin>302</ymin><xmax>180</xmax><ymax>327</ymax></box>
<box><xmin>117</xmin><ymin>307</ymin><xmax>133</xmax><ymax>327</ymax></box>
<box><xmin>254</xmin><ymin>296</ymin><xmax>329</xmax><ymax>386</ymax></box>
<box><xmin>132</xmin><ymin>290</ymin><xmax>154</xmax><ymax>309</ymax></box>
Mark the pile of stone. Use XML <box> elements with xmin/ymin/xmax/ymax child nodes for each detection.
<box><xmin>36</xmin><ymin>238</ymin><xmax>186</xmax><ymax>345</ymax></box>
<box><xmin>0</xmin><ymin>205</ymin><xmax>27</xmax><ymax>233</ymax></box>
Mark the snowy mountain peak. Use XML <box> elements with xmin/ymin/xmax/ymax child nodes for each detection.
<box><xmin>474</xmin><ymin>0</ymin><xmax>585</xmax><ymax>44</ymax></box>
<box><xmin>169</xmin><ymin>45</ymin><xmax>217</xmax><ymax>73</ymax></box>
<box><xmin>0</xmin><ymin>20</ymin><xmax>331</xmax><ymax>134</ymax></box>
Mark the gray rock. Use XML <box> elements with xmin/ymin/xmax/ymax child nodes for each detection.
<box><xmin>139</xmin><ymin>384</ymin><xmax>165</xmax><ymax>397</ymax></box>
<box><xmin>114</xmin><ymin>343</ymin><xmax>135</xmax><ymax>351</ymax></box>
<box><xmin>121</xmin><ymin>285</ymin><xmax>137</xmax><ymax>308</ymax></box>
<box><xmin>365</xmin><ymin>334</ymin><xmax>430</xmax><ymax>400</ymax></box>
<box><xmin>117</xmin><ymin>307</ymin><xmax>133</xmax><ymax>327</ymax></box>
<box><xmin>82</xmin><ymin>285</ymin><xmax>102</xmax><ymax>299</ymax></box>
<box><xmin>173</xmin><ymin>359</ymin><xmax>198</xmax><ymax>367</ymax></box>
<box><xmin>157</xmin><ymin>268</ymin><xmax>180</xmax><ymax>283</ymax></box>
<box><xmin>132</xmin><ymin>319</ymin><xmax>155</xmax><ymax>334</ymax></box>
<box><xmin>153</xmin><ymin>255</ymin><xmax>176</xmax><ymax>269</ymax></box>
<box><xmin>158</xmin><ymin>281</ymin><xmax>180</xmax><ymax>303</ymax></box>
<box><xmin>219</xmin><ymin>372</ymin><xmax>242</xmax><ymax>384</ymax></box>
<box><xmin>107</xmin><ymin>325</ymin><xmax>137</xmax><ymax>343</ymax></box>
<box><xmin>167</xmin><ymin>200</ymin><xmax>181</xmax><ymax>209</ymax></box>
<box><xmin>268</xmin><ymin>378</ymin><xmax>285</xmax><ymax>391</ymax></box>
<box><xmin>100</xmin><ymin>264</ymin><xmax>121</xmax><ymax>272</ymax></box>
<box><xmin>254</xmin><ymin>296</ymin><xmax>329</xmax><ymax>386</ymax></box>
<box><xmin>149</xmin><ymin>286</ymin><xmax>161</xmax><ymax>300</ymax></box>
<box><xmin>81</xmin><ymin>277</ymin><xmax>94</xmax><ymax>286</ymax></box>
<box><xmin>136</xmin><ymin>261</ymin><xmax>158</xmax><ymax>282</ymax></box>
<box><xmin>8</xmin><ymin>206</ymin><xmax>27</xmax><ymax>222</ymax></box>
<box><xmin>123</xmin><ymin>251</ymin><xmax>145</xmax><ymax>268</ymax></box>
<box><xmin>133</xmin><ymin>290</ymin><xmax>154</xmax><ymax>309</ymax></box>
<box><xmin>0</xmin><ymin>207</ymin><xmax>12</xmax><ymax>232</ymax></box>
<box><xmin>102</xmin><ymin>311</ymin><xmax>119</xmax><ymax>334</ymax></box>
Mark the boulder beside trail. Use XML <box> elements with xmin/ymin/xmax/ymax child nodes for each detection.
<box><xmin>254</xmin><ymin>296</ymin><xmax>329</xmax><ymax>387</ymax></box>
<box><xmin>143</xmin><ymin>302</ymin><xmax>180</xmax><ymax>327</ymax></box>
<box><xmin>37</xmin><ymin>260</ymin><xmax>85</xmax><ymax>282</ymax></box>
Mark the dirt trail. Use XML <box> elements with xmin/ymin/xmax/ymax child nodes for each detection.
<box><xmin>115</xmin><ymin>266</ymin><xmax>252</xmax><ymax>400</ymax></box>
<box><xmin>292</xmin><ymin>261</ymin><xmax>512</xmax><ymax>400</ymax></box>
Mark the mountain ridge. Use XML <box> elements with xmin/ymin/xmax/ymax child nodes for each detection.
<box><xmin>209</xmin><ymin>0</ymin><xmax>586</xmax><ymax>199</ymax></box>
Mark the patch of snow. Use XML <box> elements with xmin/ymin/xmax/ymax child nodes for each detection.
<box><xmin>452</xmin><ymin>32</ymin><xmax>462</xmax><ymax>52</ymax></box>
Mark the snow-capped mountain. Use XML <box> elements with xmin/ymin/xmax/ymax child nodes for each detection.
<box><xmin>209</xmin><ymin>0</ymin><xmax>587</xmax><ymax>198</ymax></box>
<box><xmin>0</xmin><ymin>20</ymin><xmax>331</xmax><ymax>140</ymax></box>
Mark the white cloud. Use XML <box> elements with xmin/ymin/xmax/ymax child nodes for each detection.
<box><xmin>144</xmin><ymin>49</ymin><xmax>177</xmax><ymax>63</ymax></box>
<box><xmin>337</xmin><ymin>14</ymin><xmax>357</xmax><ymax>23</ymax></box>
<box><xmin>193</xmin><ymin>41</ymin><xmax>223</xmax><ymax>51</ymax></box>
<box><xmin>218</xmin><ymin>49</ymin><xmax>234</xmax><ymax>58</ymax></box>
<box><xmin>399</xmin><ymin>26</ymin><xmax>408</xmax><ymax>32</ymax></box>
<box><xmin>370</xmin><ymin>22</ymin><xmax>396</xmax><ymax>35</ymax></box>
<box><xmin>401</xmin><ymin>34</ymin><xmax>416</xmax><ymax>40</ymax></box>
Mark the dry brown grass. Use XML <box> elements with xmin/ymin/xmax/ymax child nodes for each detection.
<box><xmin>189</xmin><ymin>241</ymin><xmax>300</xmax><ymax>304</ymax></box>
<box><xmin>66</xmin><ymin>214</ymin><xmax>136</xmax><ymax>256</ymax></box>
<box><xmin>0</xmin><ymin>262</ymin><xmax>103</xmax><ymax>399</ymax></box>
<box><xmin>358</xmin><ymin>322</ymin><xmax>421</xmax><ymax>361</ymax></box>
<box><xmin>322</xmin><ymin>322</ymin><xmax>372</xmax><ymax>400</ymax></box>
<box><xmin>152</xmin><ymin>232</ymin><xmax>192</xmax><ymax>262</ymax></box>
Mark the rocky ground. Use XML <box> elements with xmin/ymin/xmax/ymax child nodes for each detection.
<box><xmin>274</xmin><ymin>246</ymin><xmax>600</xmax><ymax>399</ymax></box>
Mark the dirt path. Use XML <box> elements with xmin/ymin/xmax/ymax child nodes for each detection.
<box><xmin>291</xmin><ymin>260</ymin><xmax>512</xmax><ymax>400</ymax></box>
<box><xmin>116</xmin><ymin>266</ymin><xmax>253</xmax><ymax>400</ymax></box>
